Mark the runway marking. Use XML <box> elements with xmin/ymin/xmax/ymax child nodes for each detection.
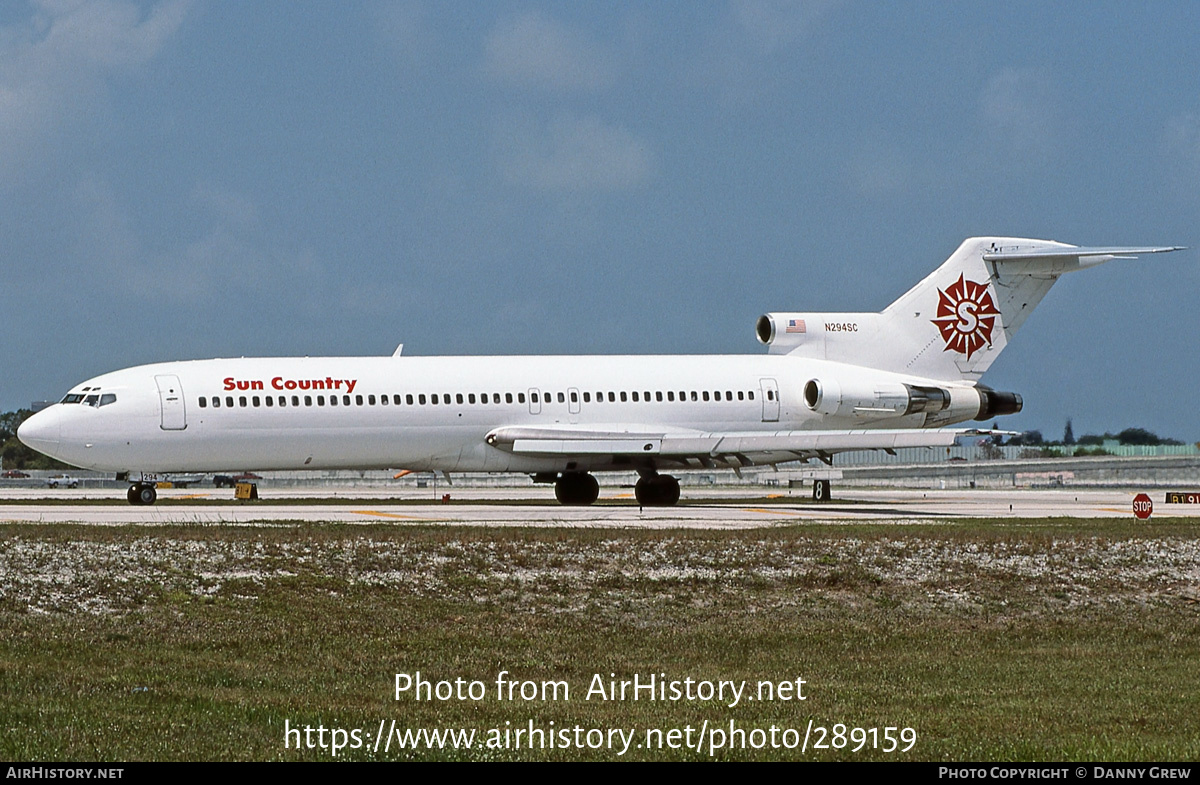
<box><xmin>744</xmin><ymin>508</ymin><xmax>804</xmax><ymax>516</ymax></box>
<box><xmin>353</xmin><ymin>510</ymin><xmax>428</xmax><ymax>520</ymax></box>
<box><xmin>1096</xmin><ymin>506</ymin><xmax>1185</xmax><ymax>517</ymax></box>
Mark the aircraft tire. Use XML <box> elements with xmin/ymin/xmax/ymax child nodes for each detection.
<box><xmin>134</xmin><ymin>484</ymin><xmax>157</xmax><ymax>506</ymax></box>
<box><xmin>581</xmin><ymin>473</ymin><xmax>600</xmax><ymax>505</ymax></box>
<box><xmin>127</xmin><ymin>485</ymin><xmax>140</xmax><ymax>505</ymax></box>
<box><xmin>635</xmin><ymin>474</ymin><xmax>680</xmax><ymax>507</ymax></box>
<box><xmin>555</xmin><ymin>472</ymin><xmax>599</xmax><ymax>505</ymax></box>
<box><xmin>660</xmin><ymin>475</ymin><xmax>680</xmax><ymax>506</ymax></box>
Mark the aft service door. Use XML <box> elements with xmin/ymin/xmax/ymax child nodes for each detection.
<box><xmin>156</xmin><ymin>374</ymin><xmax>187</xmax><ymax>430</ymax></box>
<box><xmin>759</xmin><ymin>378</ymin><xmax>780</xmax><ymax>423</ymax></box>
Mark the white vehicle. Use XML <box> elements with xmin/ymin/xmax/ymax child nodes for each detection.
<box><xmin>45</xmin><ymin>474</ymin><xmax>79</xmax><ymax>489</ymax></box>
<box><xmin>18</xmin><ymin>237</ymin><xmax>1182</xmax><ymax>506</ymax></box>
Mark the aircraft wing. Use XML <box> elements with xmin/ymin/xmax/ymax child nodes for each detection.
<box><xmin>486</xmin><ymin>425</ymin><xmax>986</xmax><ymax>467</ymax></box>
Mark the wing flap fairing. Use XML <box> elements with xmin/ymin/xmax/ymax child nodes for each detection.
<box><xmin>488</xmin><ymin>425</ymin><xmax>977</xmax><ymax>463</ymax></box>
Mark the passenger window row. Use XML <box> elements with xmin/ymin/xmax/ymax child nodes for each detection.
<box><xmin>195</xmin><ymin>388</ymin><xmax>759</xmax><ymax>409</ymax></box>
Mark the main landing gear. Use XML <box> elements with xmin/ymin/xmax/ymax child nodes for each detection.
<box><xmin>548</xmin><ymin>471</ymin><xmax>682</xmax><ymax>507</ymax></box>
<box><xmin>635</xmin><ymin>473</ymin><xmax>680</xmax><ymax>507</ymax></box>
<box><xmin>554</xmin><ymin>472</ymin><xmax>600</xmax><ymax>506</ymax></box>
<box><xmin>127</xmin><ymin>483</ymin><xmax>157</xmax><ymax>506</ymax></box>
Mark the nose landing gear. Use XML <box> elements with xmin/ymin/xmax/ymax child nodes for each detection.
<box><xmin>127</xmin><ymin>483</ymin><xmax>157</xmax><ymax>506</ymax></box>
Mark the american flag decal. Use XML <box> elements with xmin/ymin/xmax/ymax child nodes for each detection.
<box><xmin>786</xmin><ymin>319</ymin><xmax>806</xmax><ymax>334</ymax></box>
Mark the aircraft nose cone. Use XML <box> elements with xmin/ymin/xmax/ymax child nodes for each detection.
<box><xmin>17</xmin><ymin>410</ymin><xmax>61</xmax><ymax>452</ymax></box>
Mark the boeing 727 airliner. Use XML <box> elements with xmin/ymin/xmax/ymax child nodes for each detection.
<box><xmin>18</xmin><ymin>237</ymin><xmax>1183</xmax><ymax>506</ymax></box>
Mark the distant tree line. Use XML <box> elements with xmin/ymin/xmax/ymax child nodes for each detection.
<box><xmin>1005</xmin><ymin>425</ymin><xmax>1183</xmax><ymax>448</ymax></box>
<box><xmin>988</xmin><ymin>419</ymin><xmax>1190</xmax><ymax>459</ymax></box>
<box><xmin>1</xmin><ymin>409</ymin><xmax>69</xmax><ymax>470</ymax></box>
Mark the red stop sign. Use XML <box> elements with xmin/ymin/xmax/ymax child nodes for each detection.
<box><xmin>1133</xmin><ymin>493</ymin><xmax>1153</xmax><ymax>520</ymax></box>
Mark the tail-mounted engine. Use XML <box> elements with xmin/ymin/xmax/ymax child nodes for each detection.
<box><xmin>802</xmin><ymin>377</ymin><xmax>1022</xmax><ymax>425</ymax></box>
<box><xmin>802</xmin><ymin>378</ymin><xmax>951</xmax><ymax>419</ymax></box>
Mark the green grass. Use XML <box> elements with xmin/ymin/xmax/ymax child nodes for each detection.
<box><xmin>2</xmin><ymin>521</ymin><xmax>1199</xmax><ymax>760</ymax></box>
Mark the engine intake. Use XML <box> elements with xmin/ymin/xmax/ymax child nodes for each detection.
<box><xmin>755</xmin><ymin>315</ymin><xmax>775</xmax><ymax>345</ymax></box>
<box><xmin>755</xmin><ymin>312</ymin><xmax>817</xmax><ymax>353</ymax></box>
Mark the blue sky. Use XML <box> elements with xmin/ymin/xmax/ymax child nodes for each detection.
<box><xmin>2</xmin><ymin>1</ymin><xmax>1197</xmax><ymax>441</ymax></box>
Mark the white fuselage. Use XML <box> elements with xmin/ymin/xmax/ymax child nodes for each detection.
<box><xmin>18</xmin><ymin>238</ymin><xmax>1178</xmax><ymax>498</ymax></box>
<box><xmin>17</xmin><ymin>353</ymin><xmax>978</xmax><ymax>476</ymax></box>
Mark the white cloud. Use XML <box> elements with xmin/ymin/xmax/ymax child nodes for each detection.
<box><xmin>0</xmin><ymin>0</ymin><xmax>190</xmax><ymax>178</ymax></box>
<box><xmin>496</xmin><ymin>114</ymin><xmax>655</xmax><ymax>192</ymax></box>
<box><xmin>30</xmin><ymin>0</ymin><xmax>190</xmax><ymax>68</ymax></box>
<box><xmin>71</xmin><ymin>177</ymin><xmax>142</xmax><ymax>278</ymax></box>
<box><xmin>373</xmin><ymin>0</ymin><xmax>434</xmax><ymax>73</ymax></box>
<box><xmin>191</xmin><ymin>182</ymin><xmax>262</xmax><ymax>234</ymax></box>
<box><xmin>484</xmin><ymin>11</ymin><xmax>616</xmax><ymax>92</ymax></box>
<box><xmin>68</xmin><ymin>179</ymin><xmax>320</xmax><ymax>305</ymax></box>
<box><xmin>730</xmin><ymin>0</ymin><xmax>845</xmax><ymax>53</ymax></box>
<box><xmin>1164</xmin><ymin>113</ymin><xmax>1200</xmax><ymax>168</ymax></box>
<box><xmin>847</xmin><ymin>136</ymin><xmax>915</xmax><ymax>198</ymax></box>
<box><xmin>684</xmin><ymin>0</ymin><xmax>843</xmax><ymax>108</ymax></box>
<box><xmin>977</xmin><ymin>67</ymin><xmax>1058</xmax><ymax>159</ymax></box>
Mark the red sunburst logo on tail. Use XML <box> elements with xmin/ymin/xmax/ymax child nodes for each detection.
<box><xmin>930</xmin><ymin>275</ymin><xmax>1001</xmax><ymax>360</ymax></box>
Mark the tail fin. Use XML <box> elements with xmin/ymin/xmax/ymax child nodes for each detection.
<box><xmin>756</xmin><ymin>237</ymin><xmax>1183</xmax><ymax>382</ymax></box>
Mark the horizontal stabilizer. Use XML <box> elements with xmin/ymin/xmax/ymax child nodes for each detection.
<box><xmin>982</xmin><ymin>245</ymin><xmax>1185</xmax><ymax>263</ymax></box>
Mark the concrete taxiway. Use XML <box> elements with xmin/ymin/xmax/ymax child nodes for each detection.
<box><xmin>0</xmin><ymin>486</ymin><xmax>1194</xmax><ymax>526</ymax></box>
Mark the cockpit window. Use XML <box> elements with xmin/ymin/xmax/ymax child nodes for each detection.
<box><xmin>62</xmin><ymin>390</ymin><xmax>118</xmax><ymax>406</ymax></box>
